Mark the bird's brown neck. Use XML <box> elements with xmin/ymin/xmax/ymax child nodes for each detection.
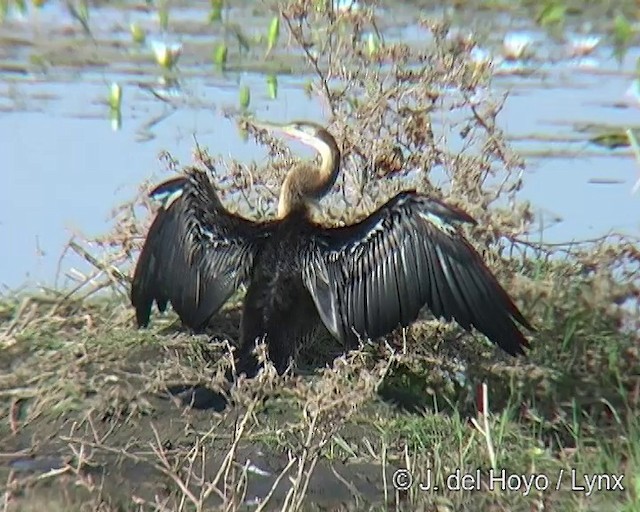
<box><xmin>277</xmin><ymin>134</ymin><xmax>341</xmax><ymax>219</ymax></box>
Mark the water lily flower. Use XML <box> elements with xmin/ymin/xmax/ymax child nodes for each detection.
<box><xmin>567</xmin><ymin>35</ymin><xmax>601</xmax><ymax>57</ymax></box>
<box><xmin>502</xmin><ymin>32</ymin><xmax>533</xmax><ymax>61</ymax></box>
<box><xmin>150</xmin><ymin>40</ymin><xmax>182</xmax><ymax>70</ymax></box>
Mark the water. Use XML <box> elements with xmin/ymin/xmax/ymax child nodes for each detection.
<box><xmin>1</xmin><ymin>2</ymin><xmax>639</xmax><ymax>291</ymax></box>
<box><xmin>500</xmin><ymin>60</ymin><xmax>640</xmax><ymax>240</ymax></box>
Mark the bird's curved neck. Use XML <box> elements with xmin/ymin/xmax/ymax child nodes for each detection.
<box><xmin>277</xmin><ymin>135</ymin><xmax>340</xmax><ymax>219</ymax></box>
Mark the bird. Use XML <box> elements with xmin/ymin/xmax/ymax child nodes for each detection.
<box><xmin>131</xmin><ymin>120</ymin><xmax>534</xmax><ymax>378</ymax></box>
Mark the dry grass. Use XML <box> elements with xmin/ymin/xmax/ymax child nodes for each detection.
<box><xmin>1</xmin><ymin>0</ymin><xmax>639</xmax><ymax>510</ymax></box>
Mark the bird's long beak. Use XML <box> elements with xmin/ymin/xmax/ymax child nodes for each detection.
<box><xmin>251</xmin><ymin>119</ymin><xmax>285</xmax><ymax>134</ymax></box>
<box><xmin>251</xmin><ymin>120</ymin><xmax>303</xmax><ymax>141</ymax></box>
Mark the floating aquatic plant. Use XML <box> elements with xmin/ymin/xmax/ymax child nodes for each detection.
<box><xmin>209</xmin><ymin>0</ymin><xmax>223</xmax><ymax>23</ymax></box>
<box><xmin>239</xmin><ymin>84</ymin><xmax>251</xmax><ymax>110</ymax></box>
<box><xmin>536</xmin><ymin>0</ymin><xmax>566</xmax><ymax>28</ymax></box>
<box><xmin>107</xmin><ymin>83</ymin><xmax>122</xmax><ymax>132</ymax></box>
<box><xmin>612</xmin><ymin>13</ymin><xmax>633</xmax><ymax>62</ymax></box>
<box><xmin>107</xmin><ymin>82</ymin><xmax>122</xmax><ymax>111</ymax></box>
<box><xmin>266</xmin><ymin>16</ymin><xmax>280</xmax><ymax>55</ymax></box>
<box><xmin>589</xmin><ymin>131</ymin><xmax>629</xmax><ymax>150</ymax></box>
<box><xmin>502</xmin><ymin>32</ymin><xmax>533</xmax><ymax>61</ymax></box>
<box><xmin>213</xmin><ymin>43</ymin><xmax>228</xmax><ymax>71</ymax></box>
<box><xmin>151</xmin><ymin>40</ymin><xmax>182</xmax><ymax>70</ymax></box>
<box><xmin>130</xmin><ymin>22</ymin><xmax>146</xmax><ymax>45</ymax></box>
<box><xmin>567</xmin><ymin>35</ymin><xmax>600</xmax><ymax>58</ymax></box>
<box><xmin>266</xmin><ymin>75</ymin><xmax>278</xmax><ymax>100</ymax></box>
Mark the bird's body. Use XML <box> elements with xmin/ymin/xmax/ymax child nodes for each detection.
<box><xmin>237</xmin><ymin>210</ymin><xmax>324</xmax><ymax>374</ymax></box>
<box><xmin>131</xmin><ymin>121</ymin><xmax>533</xmax><ymax>377</ymax></box>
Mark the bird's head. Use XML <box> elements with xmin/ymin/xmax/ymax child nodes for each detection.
<box><xmin>251</xmin><ymin>119</ymin><xmax>341</xmax><ymax>218</ymax></box>
<box><xmin>251</xmin><ymin>119</ymin><xmax>337</xmax><ymax>156</ymax></box>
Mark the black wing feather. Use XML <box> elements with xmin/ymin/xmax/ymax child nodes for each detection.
<box><xmin>131</xmin><ymin>168</ymin><xmax>270</xmax><ymax>329</ymax></box>
<box><xmin>303</xmin><ymin>191</ymin><xmax>533</xmax><ymax>355</ymax></box>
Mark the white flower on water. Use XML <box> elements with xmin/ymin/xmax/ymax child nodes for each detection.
<box><xmin>502</xmin><ymin>32</ymin><xmax>533</xmax><ymax>60</ymax></box>
<box><xmin>567</xmin><ymin>35</ymin><xmax>601</xmax><ymax>57</ymax></box>
<box><xmin>150</xmin><ymin>40</ymin><xmax>182</xmax><ymax>69</ymax></box>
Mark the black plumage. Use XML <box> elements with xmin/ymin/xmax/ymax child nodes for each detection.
<box><xmin>131</xmin><ymin>121</ymin><xmax>533</xmax><ymax>376</ymax></box>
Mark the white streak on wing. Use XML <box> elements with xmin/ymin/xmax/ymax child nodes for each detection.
<box><xmin>151</xmin><ymin>188</ymin><xmax>184</xmax><ymax>209</ymax></box>
<box><xmin>417</xmin><ymin>210</ymin><xmax>457</xmax><ymax>236</ymax></box>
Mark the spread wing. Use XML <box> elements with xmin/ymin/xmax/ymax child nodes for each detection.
<box><xmin>303</xmin><ymin>192</ymin><xmax>533</xmax><ymax>355</ymax></box>
<box><xmin>131</xmin><ymin>168</ymin><xmax>271</xmax><ymax>329</ymax></box>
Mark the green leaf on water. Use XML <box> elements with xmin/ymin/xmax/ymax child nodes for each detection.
<box><xmin>267</xmin><ymin>16</ymin><xmax>280</xmax><ymax>54</ymax></box>
<box><xmin>612</xmin><ymin>13</ymin><xmax>633</xmax><ymax>63</ymax></box>
<box><xmin>266</xmin><ymin>74</ymin><xmax>278</xmax><ymax>100</ymax></box>
<box><xmin>108</xmin><ymin>82</ymin><xmax>122</xmax><ymax>111</ymax></box>
<box><xmin>613</xmin><ymin>14</ymin><xmax>633</xmax><ymax>47</ymax></box>
<box><xmin>537</xmin><ymin>0</ymin><xmax>566</xmax><ymax>28</ymax></box>
<box><xmin>158</xmin><ymin>1</ymin><xmax>169</xmax><ymax>31</ymax></box>
<box><xmin>209</xmin><ymin>0</ymin><xmax>223</xmax><ymax>23</ymax></box>
<box><xmin>589</xmin><ymin>131</ymin><xmax>629</xmax><ymax>150</ymax></box>
<box><xmin>213</xmin><ymin>43</ymin><xmax>228</xmax><ymax>70</ymax></box>
<box><xmin>130</xmin><ymin>22</ymin><xmax>146</xmax><ymax>44</ymax></box>
<box><xmin>239</xmin><ymin>85</ymin><xmax>251</xmax><ymax>110</ymax></box>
